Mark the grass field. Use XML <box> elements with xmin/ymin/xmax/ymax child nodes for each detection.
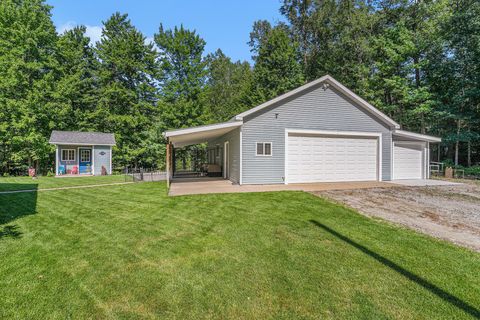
<box><xmin>0</xmin><ymin>175</ymin><xmax>128</xmax><ymax>192</ymax></box>
<box><xmin>0</xmin><ymin>179</ymin><xmax>479</xmax><ymax>319</ymax></box>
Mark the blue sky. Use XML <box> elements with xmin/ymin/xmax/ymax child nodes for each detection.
<box><xmin>47</xmin><ymin>0</ymin><xmax>285</xmax><ymax>63</ymax></box>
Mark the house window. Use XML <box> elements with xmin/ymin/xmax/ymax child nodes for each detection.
<box><xmin>80</xmin><ymin>149</ymin><xmax>91</xmax><ymax>162</ymax></box>
<box><xmin>61</xmin><ymin>149</ymin><xmax>75</xmax><ymax>161</ymax></box>
<box><xmin>256</xmin><ymin>142</ymin><xmax>272</xmax><ymax>156</ymax></box>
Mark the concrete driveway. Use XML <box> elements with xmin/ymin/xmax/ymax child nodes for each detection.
<box><xmin>169</xmin><ymin>178</ymin><xmax>393</xmax><ymax>196</ymax></box>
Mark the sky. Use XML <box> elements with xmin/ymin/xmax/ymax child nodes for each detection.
<box><xmin>47</xmin><ymin>0</ymin><xmax>285</xmax><ymax>63</ymax></box>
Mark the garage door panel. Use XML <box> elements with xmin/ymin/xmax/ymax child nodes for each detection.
<box><xmin>287</xmin><ymin>135</ymin><xmax>378</xmax><ymax>183</ymax></box>
<box><xmin>394</xmin><ymin>143</ymin><xmax>424</xmax><ymax>180</ymax></box>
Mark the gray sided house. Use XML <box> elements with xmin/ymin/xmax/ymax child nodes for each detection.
<box><xmin>164</xmin><ymin>75</ymin><xmax>441</xmax><ymax>185</ymax></box>
<box><xmin>49</xmin><ymin>131</ymin><xmax>115</xmax><ymax>176</ymax></box>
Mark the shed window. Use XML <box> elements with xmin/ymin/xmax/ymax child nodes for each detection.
<box><xmin>61</xmin><ymin>149</ymin><xmax>75</xmax><ymax>161</ymax></box>
<box><xmin>256</xmin><ymin>143</ymin><xmax>272</xmax><ymax>156</ymax></box>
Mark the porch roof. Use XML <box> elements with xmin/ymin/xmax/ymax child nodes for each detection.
<box><xmin>49</xmin><ymin>131</ymin><xmax>116</xmax><ymax>146</ymax></box>
<box><xmin>164</xmin><ymin>121</ymin><xmax>242</xmax><ymax>148</ymax></box>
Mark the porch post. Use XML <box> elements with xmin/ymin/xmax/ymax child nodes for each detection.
<box><xmin>55</xmin><ymin>145</ymin><xmax>59</xmax><ymax>175</ymax></box>
<box><xmin>166</xmin><ymin>142</ymin><xmax>172</xmax><ymax>186</ymax></box>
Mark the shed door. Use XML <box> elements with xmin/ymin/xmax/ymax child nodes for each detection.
<box><xmin>393</xmin><ymin>142</ymin><xmax>424</xmax><ymax>180</ymax></box>
<box><xmin>287</xmin><ymin>134</ymin><xmax>378</xmax><ymax>183</ymax></box>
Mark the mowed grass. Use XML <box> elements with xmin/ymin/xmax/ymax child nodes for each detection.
<box><xmin>0</xmin><ymin>181</ymin><xmax>479</xmax><ymax>319</ymax></box>
<box><xmin>0</xmin><ymin>175</ymin><xmax>128</xmax><ymax>192</ymax></box>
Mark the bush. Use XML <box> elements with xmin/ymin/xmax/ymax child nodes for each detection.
<box><xmin>2</xmin><ymin>172</ymin><xmax>10</xmax><ymax>177</ymax></box>
<box><xmin>464</xmin><ymin>166</ymin><xmax>480</xmax><ymax>176</ymax></box>
<box><xmin>47</xmin><ymin>171</ymin><xmax>55</xmax><ymax>177</ymax></box>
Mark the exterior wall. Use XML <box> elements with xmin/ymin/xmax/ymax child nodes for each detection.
<box><xmin>57</xmin><ymin>144</ymin><xmax>112</xmax><ymax>175</ymax></box>
<box><xmin>93</xmin><ymin>145</ymin><xmax>112</xmax><ymax>175</ymax></box>
<box><xmin>241</xmin><ymin>84</ymin><xmax>393</xmax><ymax>184</ymax></box>
<box><xmin>57</xmin><ymin>145</ymin><xmax>83</xmax><ymax>174</ymax></box>
<box><xmin>208</xmin><ymin>127</ymin><xmax>241</xmax><ymax>184</ymax></box>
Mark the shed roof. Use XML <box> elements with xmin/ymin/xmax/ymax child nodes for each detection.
<box><xmin>49</xmin><ymin>131</ymin><xmax>116</xmax><ymax>146</ymax></box>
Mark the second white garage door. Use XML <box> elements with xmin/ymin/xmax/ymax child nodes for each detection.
<box><xmin>287</xmin><ymin>134</ymin><xmax>379</xmax><ymax>183</ymax></box>
<box><xmin>393</xmin><ymin>142</ymin><xmax>424</xmax><ymax>180</ymax></box>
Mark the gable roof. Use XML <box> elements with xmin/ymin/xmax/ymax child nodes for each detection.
<box><xmin>234</xmin><ymin>75</ymin><xmax>401</xmax><ymax>129</ymax></box>
<box><xmin>49</xmin><ymin>131</ymin><xmax>116</xmax><ymax>146</ymax></box>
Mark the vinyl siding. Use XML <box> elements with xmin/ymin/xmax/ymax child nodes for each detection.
<box><xmin>57</xmin><ymin>144</ymin><xmax>112</xmax><ymax>175</ymax></box>
<box><xmin>57</xmin><ymin>145</ymin><xmax>82</xmax><ymax>174</ymax></box>
<box><xmin>93</xmin><ymin>145</ymin><xmax>111</xmax><ymax>175</ymax></box>
<box><xmin>208</xmin><ymin>127</ymin><xmax>240</xmax><ymax>184</ymax></box>
<box><xmin>241</xmin><ymin>84</ymin><xmax>393</xmax><ymax>184</ymax></box>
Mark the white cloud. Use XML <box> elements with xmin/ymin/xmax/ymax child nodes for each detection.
<box><xmin>57</xmin><ymin>21</ymin><xmax>103</xmax><ymax>45</ymax></box>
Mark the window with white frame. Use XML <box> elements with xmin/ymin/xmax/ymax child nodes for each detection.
<box><xmin>80</xmin><ymin>149</ymin><xmax>91</xmax><ymax>162</ymax></box>
<box><xmin>256</xmin><ymin>142</ymin><xmax>272</xmax><ymax>156</ymax></box>
<box><xmin>61</xmin><ymin>149</ymin><xmax>75</xmax><ymax>161</ymax></box>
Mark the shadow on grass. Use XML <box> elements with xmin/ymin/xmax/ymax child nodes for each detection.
<box><xmin>0</xmin><ymin>184</ymin><xmax>38</xmax><ymax>241</ymax></box>
<box><xmin>309</xmin><ymin>220</ymin><xmax>480</xmax><ymax>318</ymax></box>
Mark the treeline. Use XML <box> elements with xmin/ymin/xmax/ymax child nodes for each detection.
<box><xmin>0</xmin><ymin>0</ymin><xmax>479</xmax><ymax>174</ymax></box>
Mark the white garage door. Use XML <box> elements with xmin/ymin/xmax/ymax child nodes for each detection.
<box><xmin>393</xmin><ymin>142</ymin><xmax>424</xmax><ymax>180</ymax></box>
<box><xmin>287</xmin><ymin>134</ymin><xmax>378</xmax><ymax>183</ymax></box>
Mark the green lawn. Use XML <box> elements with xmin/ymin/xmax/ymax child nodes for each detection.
<box><xmin>0</xmin><ymin>180</ymin><xmax>479</xmax><ymax>319</ymax></box>
<box><xmin>0</xmin><ymin>175</ymin><xmax>129</xmax><ymax>192</ymax></box>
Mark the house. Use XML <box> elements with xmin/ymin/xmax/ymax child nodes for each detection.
<box><xmin>164</xmin><ymin>75</ymin><xmax>441</xmax><ymax>185</ymax></box>
<box><xmin>49</xmin><ymin>131</ymin><xmax>115</xmax><ymax>176</ymax></box>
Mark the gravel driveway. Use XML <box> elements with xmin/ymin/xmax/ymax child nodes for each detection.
<box><xmin>313</xmin><ymin>182</ymin><xmax>480</xmax><ymax>252</ymax></box>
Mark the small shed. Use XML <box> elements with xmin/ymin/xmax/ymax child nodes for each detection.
<box><xmin>49</xmin><ymin>131</ymin><xmax>116</xmax><ymax>176</ymax></box>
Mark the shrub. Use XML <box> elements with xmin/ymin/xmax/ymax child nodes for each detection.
<box><xmin>47</xmin><ymin>171</ymin><xmax>55</xmax><ymax>177</ymax></box>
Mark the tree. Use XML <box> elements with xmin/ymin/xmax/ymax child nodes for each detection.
<box><xmin>427</xmin><ymin>0</ymin><xmax>480</xmax><ymax>165</ymax></box>
<box><xmin>248</xmin><ymin>23</ymin><xmax>304</xmax><ymax>105</ymax></box>
<box><xmin>154</xmin><ymin>25</ymin><xmax>208</xmax><ymax>130</ymax></box>
<box><xmin>55</xmin><ymin>26</ymin><xmax>99</xmax><ymax>131</ymax></box>
<box><xmin>205</xmin><ymin>49</ymin><xmax>252</xmax><ymax>122</ymax></box>
<box><xmin>94</xmin><ymin>12</ymin><xmax>158</xmax><ymax>167</ymax></box>
<box><xmin>0</xmin><ymin>0</ymin><xmax>59</xmax><ymax>174</ymax></box>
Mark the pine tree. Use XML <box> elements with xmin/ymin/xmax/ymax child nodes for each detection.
<box><xmin>248</xmin><ymin>23</ymin><xmax>304</xmax><ymax>105</ymax></box>
<box><xmin>154</xmin><ymin>24</ymin><xmax>208</xmax><ymax>130</ymax></box>
<box><xmin>55</xmin><ymin>25</ymin><xmax>99</xmax><ymax>131</ymax></box>
<box><xmin>0</xmin><ymin>0</ymin><xmax>59</xmax><ymax>174</ymax></box>
<box><xmin>95</xmin><ymin>12</ymin><xmax>158</xmax><ymax>167</ymax></box>
<box><xmin>205</xmin><ymin>49</ymin><xmax>252</xmax><ymax>122</ymax></box>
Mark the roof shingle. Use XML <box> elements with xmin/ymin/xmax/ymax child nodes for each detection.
<box><xmin>49</xmin><ymin>131</ymin><xmax>116</xmax><ymax>145</ymax></box>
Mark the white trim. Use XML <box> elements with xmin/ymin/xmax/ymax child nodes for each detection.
<box><xmin>393</xmin><ymin>129</ymin><xmax>441</xmax><ymax>143</ymax></box>
<box><xmin>109</xmin><ymin>146</ymin><xmax>112</xmax><ymax>175</ymax></box>
<box><xmin>61</xmin><ymin>148</ymin><xmax>76</xmax><ymax>161</ymax></box>
<box><xmin>239</xmin><ymin>128</ymin><xmax>243</xmax><ymax>185</ymax></box>
<box><xmin>286</xmin><ymin>129</ymin><xmax>382</xmax><ymax>138</ymax></box>
<box><xmin>55</xmin><ymin>146</ymin><xmax>59</xmax><ymax>175</ymax></box>
<box><xmin>50</xmin><ymin>142</ymin><xmax>115</xmax><ymax>146</ymax></box>
<box><xmin>285</xmin><ymin>129</ymin><xmax>383</xmax><ymax>184</ymax></box>
<box><xmin>284</xmin><ymin>130</ymin><xmax>288</xmax><ymax>184</ymax></box>
<box><xmin>427</xmin><ymin>142</ymin><xmax>430</xmax><ymax>179</ymax></box>
<box><xmin>164</xmin><ymin>121</ymin><xmax>242</xmax><ymax>138</ymax></box>
<box><xmin>92</xmin><ymin>145</ymin><xmax>95</xmax><ymax>175</ymax></box>
<box><xmin>235</xmin><ymin>75</ymin><xmax>400</xmax><ymax>129</ymax></box>
<box><xmin>255</xmin><ymin>142</ymin><xmax>273</xmax><ymax>156</ymax></box>
<box><xmin>223</xmin><ymin>141</ymin><xmax>229</xmax><ymax>180</ymax></box>
<box><xmin>378</xmin><ymin>134</ymin><xmax>383</xmax><ymax>181</ymax></box>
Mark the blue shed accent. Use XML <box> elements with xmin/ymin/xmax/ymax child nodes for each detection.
<box><xmin>50</xmin><ymin>131</ymin><xmax>115</xmax><ymax>176</ymax></box>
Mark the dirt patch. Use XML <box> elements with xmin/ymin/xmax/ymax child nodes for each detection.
<box><xmin>312</xmin><ymin>183</ymin><xmax>480</xmax><ymax>252</ymax></box>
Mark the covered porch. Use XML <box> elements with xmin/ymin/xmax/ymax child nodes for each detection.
<box><xmin>164</xmin><ymin>121</ymin><xmax>242</xmax><ymax>185</ymax></box>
